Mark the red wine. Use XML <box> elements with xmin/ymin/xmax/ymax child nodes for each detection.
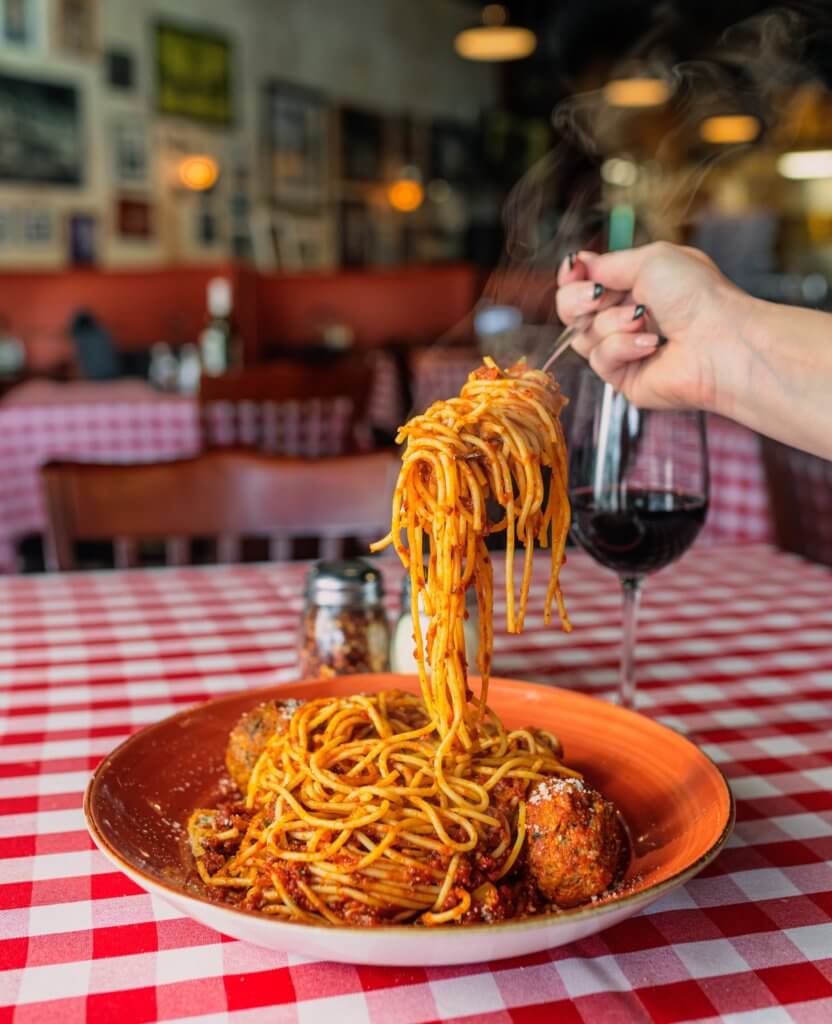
<box><xmin>570</xmin><ymin>488</ymin><xmax>707</xmax><ymax>577</ymax></box>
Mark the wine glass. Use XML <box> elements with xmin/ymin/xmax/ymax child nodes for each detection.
<box><xmin>566</xmin><ymin>367</ymin><xmax>709</xmax><ymax>708</ymax></box>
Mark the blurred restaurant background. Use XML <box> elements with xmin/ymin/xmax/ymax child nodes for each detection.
<box><xmin>1</xmin><ymin>0</ymin><xmax>832</xmax><ymax>574</ymax></box>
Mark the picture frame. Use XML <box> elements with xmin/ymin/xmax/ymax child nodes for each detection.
<box><xmin>340</xmin><ymin>107</ymin><xmax>384</xmax><ymax>183</ymax></box>
<box><xmin>68</xmin><ymin>212</ymin><xmax>96</xmax><ymax>265</ymax></box>
<box><xmin>0</xmin><ymin>74</ymin><xmax>82</xmax><ymax>185</ymax></box>
<box><xmin>111</xmin><ymin>115</ymin><xmax>148</xmax><ymax>187</ymax></box>
<box><xmin>106</xmin><ymin>49</ymin><xmax>135</xmax><ymax>90</ymax></box>
<box><xmin>54</xmin><ymin>0</ymin><xmax>96</xmax><ymax>57</ymax></box>
<box><xmin>249</xmin><ymin>205</ymin><xmax>334</xmax><ymax>271</ymax></box>
<box><xmin>1</xmin><ymin>0</ymin><xmax>40</xmax><ymax>48</ymax></box>
<box><xmin>339</xmin><ymin>200</ymin><xmax>374</xmax><ymax>267</ymax></box>
<box><xmin>116</xmin><ymin>197</ymin><xmax>153</xmax><ymax>239</ymax></box>
<box><xmin>430</xmin><ymin>120</ymin><xmax>477</xmax><ymax>185</ymax></box>
<box><xmin>263</xmin><ymin>80</ymin><xmax>329</xmax><ymax>208</ymax></box>
<box><xmin>156</xmin><ymin>22</ymin><xmax>232</xmax><ymax>126</ymax></box>
<box><xmin>196</xmin><ymin>209</ymin><xmax>218</xmax><ymax>246</ymax></box>
<box><xmin>21</xmin><ymin>208</ymin><xmax>53</xmax><ymax>244</ymax></box>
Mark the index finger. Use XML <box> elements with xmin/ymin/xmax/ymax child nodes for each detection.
<box><xmin>556</xmin><ymin>249</ymin><xmax>597</xmax><ymax>286</ymax></box>
<box><xmin>585</xmin><ymin>243</ymin><xmax>661</xmax><ymax>292</ymax></box>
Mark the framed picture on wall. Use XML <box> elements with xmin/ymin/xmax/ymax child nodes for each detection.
<box><xmin>430</xmin><ymin>120</ymin><xmax>477</xmax><ymax>185</ymax></box>
<box><xmin>0</xmin><ymin>74</ymin><xmax>82</xmax><ymax>184</ymax></box>
<box><xmin>68</xmin><ymin>212</ymin><xmax>96</xmax><ymax>265</ymax></box>
<box><xmin>156</xmin><ymin>22</ymin><xmax>232</xmax><ymax>126</ymax></box>
<box><xmin>21</xmin><ymin>208</ymin><xmax>53</xmax><ymax>244</ymax></box>
<box><xmin>338</xmin><ymin>200</ymin><xmax>375</xmax><ymax>267</ymax></box>
<box><xmin>105</xmin><ymin>49</ymin><xmax>135</xmax><ymax>90</ymax></box>
<box><xmin>54</xmin><ymin>0</ymin><xmax>96</xmax><ymax>57</ymax></box>
<box><xmin>1</xmin><ymin>0</ymin><xmax>40</xmax><ymax>48</ymax></box>
<box><xmin>116</xmin><ymin>197</ymin><xmax>153</xmax><ymax>239</ymax></box>
<box><xmin>263</xmin><ymin>80</ymin><xmax>328</xmax><ymax>208</ymax></box>
<box><xmin>196</xmin><ymin>196</ymin><xmax>218</xmax><ymax>246</ymax></box>
<box><xmin>340</xmin><ymin>107</ymin><xmax>384</xmax><ymax>183</ymax></box>
<box><xmin>111</xmin><ymin>115</ymin><xmax>148</xmax><ymax>187</ymax></box>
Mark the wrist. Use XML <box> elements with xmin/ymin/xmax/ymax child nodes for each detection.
<box><xmin>706</xmin><ymin>284</ymin><xmax>765</xmax><ymax>420</ymax></box>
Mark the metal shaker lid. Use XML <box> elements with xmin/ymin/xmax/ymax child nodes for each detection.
<box><xmin>305</xmin><ymin>558</ymin><xmax>384</xmax><ymax>608</ymax></box>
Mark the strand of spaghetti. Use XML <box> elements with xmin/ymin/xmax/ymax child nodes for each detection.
<box><xmin>493</xmin><ymin>802</ymin><xmax>527</xmax><ymax>880</ymax></box>
<box><xmin>423</xmin><ymin>888</ymin><xmax>472</xmax><ymax>925</ymax></box>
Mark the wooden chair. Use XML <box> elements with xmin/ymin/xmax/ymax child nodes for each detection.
<box><xmin>41</xmin><ymin>449</ymin><xmax>398</xmax><ymax>571</ymax></box>
<box><xmin>761</xmin><ymin>437</ymin><xmax>832</xmax><ymax>567</ymax></box>
<box><xmin>198</xmin><ymin>356</ymin><xmax>374</xmax><ymax>455</ymax></box>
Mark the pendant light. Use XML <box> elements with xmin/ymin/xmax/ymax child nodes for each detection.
<box><xmin>454</xmin><ymin>4</ymin><xmax>537</xmax><ymax>63</ymax></box>
<box><xmin>699</xmin><ymin>115</ymin><xmax>761</xmax><ymax>145</ymax></box>
<box><xmin>778</xmin><ymin>150</ymin><xmax>832</xmax><ymax>180</ymax></box>
<box><xmin>603</xmin><ymin>76</ymin><xmax>670</xmax><ymax>109</ymax></box>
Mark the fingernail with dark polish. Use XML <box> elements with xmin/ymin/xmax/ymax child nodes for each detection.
<box><xmin>656</xmin><ymin>335</ymin><xmax>668</xmax><ymax>348</ymax></box>
<box><xmin>632</xmin><ymin>304</ymin><xmax>646</xmax><ymax>320</ymax></box>
<box><xmin>592</xmin><ymin>283</ymin><xmax>605</xmax><ymax>300</ymax></box>
<box><xmin>568</xmin><ymin>251</ymin><xmax>576</xmax><ymax>270</ymax></box>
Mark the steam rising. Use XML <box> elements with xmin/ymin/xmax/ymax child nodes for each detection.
<box><xmin>478</xmin><ymin>5</ymin><xmax>820</xmax><ymax>365</ymax></box>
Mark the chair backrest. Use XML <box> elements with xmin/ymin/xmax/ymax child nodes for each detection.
<box><xmin>198</xmin><ymin>356</ymin><xmax>374</xmax><ymax>455</ymax></box>
<box><xmin>761</xmin><ymin>437</ymin><xmax>832</xmax><ymax>566</ymax></box>
<box><xmin>42</xmin><ymin>449</ymin><xmax>398</xmax><ymax>571</ymax></box>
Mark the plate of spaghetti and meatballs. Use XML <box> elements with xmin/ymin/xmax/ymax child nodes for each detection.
<box><xmin>85</xmin><ymin>360</ymin><xmax>733</xmax><ymax>964</ymax></box>
<box><xmin>85</xmin><ymin>675</ymin><xmax>733</xmax><ymax>965</ymax></box>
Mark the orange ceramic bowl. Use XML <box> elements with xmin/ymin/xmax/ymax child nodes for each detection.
<box><xmin>85</xmin><ymin>675</ymin><xmax>733</xmax><ymax>965</ymax></box>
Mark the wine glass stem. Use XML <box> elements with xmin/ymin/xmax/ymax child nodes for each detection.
<box><xmin>619</xmin><ymin>576</ymin><xmax>643</xmax><ymax>709</ymax></box>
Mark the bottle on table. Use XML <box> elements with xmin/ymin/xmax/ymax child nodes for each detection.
<box><xmin>199</xmin><ymin>277</ymin><xmax>240</xmax><ymax>376</ymax></box>
<box><xmin>177</xmin><ymin>344</ymin><xmax>201</xmax><ymax>394</ymax></box>
<box><xmin>390</xmin><ymin>571</ymin><xmax>479</xmax><ymax>674</ymax></box>
<box><xmin>148</xmin><ymin>342</ymin><xmax>179</xmax><ymax>392</ymax></box>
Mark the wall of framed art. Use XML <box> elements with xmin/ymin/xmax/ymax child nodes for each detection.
<box><xmin>0</xmin><ymin>0</ymin><xmax>498</xmax><ymax>270</ymax></box>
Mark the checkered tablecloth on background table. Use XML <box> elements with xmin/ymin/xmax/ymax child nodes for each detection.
<box><xmin>1</xmin><ymin>545</ymin><xmax>831</xmax><ymax>1023</ymax></box>
<box><xmin>0</xmin><ymin>381</ymin><xmax>362</xmax><ymax>574</ymax></box>
<box><xmin>0</xmin><ymin>382</ymin><xmax>200</xmax><ymax>574</ymax></box>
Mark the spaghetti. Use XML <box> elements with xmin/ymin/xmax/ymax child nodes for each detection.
<box><xmin>188</xmin><ymin>359</ymin><xmax>596</xmax><ymax>927</ymax></box>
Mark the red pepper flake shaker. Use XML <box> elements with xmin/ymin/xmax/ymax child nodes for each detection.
<box><xmin>299</xmin><ymin>559</ymin><xmax>391</xmax><ymax>678</ymax></box>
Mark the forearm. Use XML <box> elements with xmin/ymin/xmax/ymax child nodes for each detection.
<box><xmin>717</xmin><ymin>295</ymin><xmax>832</xmax><ymax>460</ymax></box>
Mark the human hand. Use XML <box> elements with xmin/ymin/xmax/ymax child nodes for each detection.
<box><xmin>555</xmin><ymin>241</ymin><xmax>754</xmax><ymax>414</ymax></box>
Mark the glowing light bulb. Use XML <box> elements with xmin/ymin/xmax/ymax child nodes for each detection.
<box><xmin>603</xmin><ymin>77</ymin><xmax>670</xmax><ymax>108</ymax></box>
<box><xmin>388</xmin><ymin>179</ymin><xmax>424</xmax><ymax>212</ymax></box>
<box><xmin>700</xmin><ymin>115</ymin><xmax>760</xmax><ymax>144</ymax></box>
<box><xmin>179</xmin><ymin>155</ymin><xmax>219</xmax><ymax>191</ymax></box>
<box><xmin>601</xmin><ymin>158</ymin><xmax>638</xmax><ymax>187</ymax></box>
<box><xmin>777</xmin><ymin>150</ymin><xmax>832</xmax><ymax>180</ymax></box>
<box><xmin>454</xmin><ymin>4</ymin><xmax>536</xmax><ymax>62</ymax></box>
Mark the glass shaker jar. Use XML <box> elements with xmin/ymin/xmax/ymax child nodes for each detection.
<box><xmin>298</xmin><ymin>559</ymin><xmax>391</xmax><ymax>677</ymax></box>
<box><xmin>390</xmin><ymin>572</ymin><xmax>480</xmax><ymax>674</ymax></box>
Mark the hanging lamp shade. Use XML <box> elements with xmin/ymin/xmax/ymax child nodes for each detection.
<box><xmin>454</xmin><ymin>4</ymin><xmax>536</xmax><ymax>62</ymax></box>
<box><xmin>700</xmin><ymin>114</ymin><xmax>761</xmax><ymax>144</ymax></box>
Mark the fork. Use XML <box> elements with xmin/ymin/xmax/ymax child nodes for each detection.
<box><xmin>540</xmin><ymin>316</ymin><xmax>590</xmax><ymax>375</ymax></box>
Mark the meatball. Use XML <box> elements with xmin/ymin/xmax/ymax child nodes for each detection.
<box><xmin>525</xmin><ymin>776</ymin><xmax>624</xmax><ymax>907</ymax></box>
<box><xmin>225</xmin><ymin>698</ymin><xmax>302</xmax><ymax>792</ymax></box>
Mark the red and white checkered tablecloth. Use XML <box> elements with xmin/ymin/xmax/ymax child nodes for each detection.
<box><xmin>0</xmin><ymin>383</ymin><xmax>201</xmax><ymax>574</ymax></box>
<box><xmin>1</xmin><ymin>545</ymin><xmax>831</xmax><ymax>1023</ymax></box>
<box><xmin>0</xmin><ymin>382</ymin><xmax>360</xmax><ymax>574</ymax></box>
<box><xmin>699</xmin><ymin>415</ymin><xmax>773</xmax><ymax>546</ymax></box>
